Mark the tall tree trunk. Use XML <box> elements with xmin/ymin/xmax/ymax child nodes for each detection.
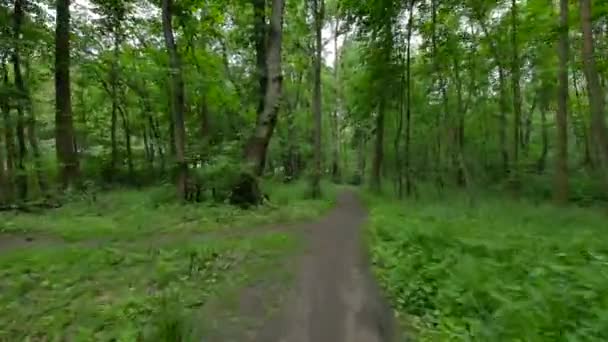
<box><xmin>405</xmin><ymin>0</ymin><xmax>414</xmax><ymax>196</ymax></box>
<box><xmin>55</xmin><ymin>0</ymin><xmax>79</xmax><ymax>188</ymax></box>
<box><xmin>311</xmin><ymin>0</ymin><xmax>323</xmax><ymax>198</ymax></box>
<box><xmin>580</xmin><ymin>0</ymin><xmax>608</xmax><ymax>171</ymax></box>
<box><xmin>330</xmin><ymin>17</ymin><xmax>341</xmax><ymax>183</ymax></box>
<box><xmin>12</xmin><ymin>0</ymin><xmax>27</xmax><ymax>200</ymax></box>
<box><xmin>110</xmin><ymin>41</ymin><xmax>120</xmax><ymax>175</ymax></box>
<box><xmin>244</xmin><ymin>0</ymin><xmax>286</xmax><ymax>177</ymax></box>
<box><xmin>1</xmin><ymin>59</ymin><xmax>14</xmax><ymax>201</ymax></box>
<box><xmin>395</xmin><ymin>59</ymin><xmax>404</xmax><ymax>198</ymax></box>
<box><xmin>162</xmin><ymin>0</ymin><xmax>188</xmax><ymax>199</ymax></box>
<box><xmin>252</xmin><ymin>0</ymin><xmax>267</xmax><ymax>118</ymax></box>
<box><xmin>554</xmin><ymin>0</ymin><xmax>569</xmax><ymax>203</ymax></box>
<box><xmin>286</xmin><ymin>72</ymin><xmax>302</xmax><ymax>181</ymax></box>
<box><xmin>511</xmin><ymin>0</ymin><xmax>522</xmax><ymax>189</ymax></box>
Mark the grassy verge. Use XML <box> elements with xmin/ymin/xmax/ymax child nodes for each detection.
<box><xmin>0</xmin><ymin>180</ymin><xmax>336</xmax><ymax>242</ymax></box>
<box><xmin>0</xmin><ymin>233</ymin><xmax>296</xmax><ymax>340</ymax></box>
<box><xmin>365</xmin><ymin>192</ymin><xmax>608</xmax><ymax>341</ymax></box>
<box><xmin>0</xmin><ymin>180</ymin><xmax>336</xmax><ymax>340</ymax></box>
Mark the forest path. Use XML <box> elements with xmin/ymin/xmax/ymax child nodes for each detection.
<box><xmin>251</xmin><ymin>190</ymin><xmax>395</xmax><ymax>342</ymax></box>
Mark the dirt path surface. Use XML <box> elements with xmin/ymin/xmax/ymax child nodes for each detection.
<box><xmin>252</xmin><ymin>191</ymin><xmax>395</xmax><ymax>342</ymax></box>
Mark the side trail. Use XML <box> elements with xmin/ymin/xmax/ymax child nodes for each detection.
<box><xmin>252</xmin><ymin>191</ymin><xmax>396</xmax><ymax>342</ymax></box>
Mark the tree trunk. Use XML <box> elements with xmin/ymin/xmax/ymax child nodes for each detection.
<box><xmin>55</xmin><ymin>0</ymin><xmax>79</xmax><ymax>188</ymax></box>
<box><xmin>372</xmin><ymin>99</ymin><xmax>385</xmax><ymax>192</ymax></box>
<box><xmin>395</xmin><ymin>62</ymin><xmax>404</xmax><ymax>198</ymax></box>
<box><xmin>330</xmin><ymin>17</ymin><xmax>341</xmax><ymax>183</ymax></box>
<box><xmin>12</xmin><ymin>0</ymin><xmax>27</xmax><ymax>200</ymax></box>
<box><xmin>511</xmin><ymin>0</ymin><xmax>521</xmax><ymax>189</ymax></box>
<box><xmin>554</xmin><ymin>0</ymin><xmax>569</xmax><ymax>203</ymax></box>
<box><xmin>252</xmin><ymin>0</ymin><xmax>267</xmax><ymax>118</ymax></box>
<box><xmin>1</xmin><ymin>59</ymin><xmax>14</xmax><ymax>201</ymax></box>
<box><xmin>162</xmin><ymin>0</ymin><xmax>188</xmax><ymax>199</ymax></box>
<box><xmin>580</xmin><ymin>0</ymin><xmax>608</xmax><ymax>171</ymax></box>
<box><xmin>285</xmin><ymin>72</ymin><xmax>302</xmax><ymax>181</ymax></box>
<box><xmin>405</xmin><ymin>0</ymin><xmax>414</xmax><ymax>196</ymax></box>
<box><xmin>244</xmin><ymin>0</ymin><xmax>286</xmax><ymax>178</ymax></box>
<box><xmin>311</xmin><ymin>0</ymin><xmax>323</xmax><ymax>198</ymax></box>
<box><xmin>538</xmin><ymin>99</ymin><xmax>549</xmax><ymax>173</ymax></box>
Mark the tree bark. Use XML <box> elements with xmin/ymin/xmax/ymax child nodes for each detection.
<box><xmin>162</xmin><ymin>0</ymin><xmax>188</xmax><ymax>199</ymax></box>
<box><xmin>372</xmin><ymin>99</ymin><xmax>385</xmax><ymax>192</ymax></box>
<box><xmin>311</xmin><ymin>0</ymin><xmax>323</xmax><ymax>198</ymax></box>
<box><xmin>405</xmin><ymin>0</ymin><xmax>414</xmax><ymax>196</ymax></box>
<box><xmin>554</xmin><ymin>0</ymin><xmax>569</xmax><ymax>203</ymax></box>
<box><xmin>1</xmin><ymin>59</ymin><xmax>13</xmax><ymax>201</ymax></box>
<box><xmin>55</xmin><ymin>0</ymin><xmax>79</xmax><ymax>188</ymax></box>
<box><xmin>330</xmin><ymin>17</ymin><xmax>341</xmax><ymax>183</ymax></box>
<box><xmin>511</xmin><ymin>0</ymin><xmax>522</xmax><ymax>189</ymax></box>
<box><xmin>252</xmin><ymin>0</ymin><xmax>267</xmax><ymax>118</ymax></box>
<box><xmin>244</xmin><ymin>0</ymin><xmax>286</xmax><ymax>178</ymax></box>
<box><xmin>12</xmin><ymin>0</ymin><xmax>27</xmax><ymax>200</ymax></box>
<box><xmin>580</xmin><ymin>0</ymin><xmax>608</xmax><ymax>171</ymax></box>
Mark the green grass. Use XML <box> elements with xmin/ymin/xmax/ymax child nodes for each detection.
<box><xmin>0</xmin><ymin>180</ymin><xmax>336</xmax><ymax>242</ymax></box>
<box><xmin>365</xmin><ymin>192</ymin><xmax>608</xmax><ymax>341</ymax></box>
<box><xmin>0</xmin><ymin>233</ymin><xmax>296</xmax><ymax>340</ymax></box>
<box><xmin>0</xmin><ymin>180</ymin><xmax>336</xmax><ymax>340</ymax></box>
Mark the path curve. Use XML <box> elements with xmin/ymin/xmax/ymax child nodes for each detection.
<box><xmin>252</xmin><ymin>190</ymin><xmax>396</xmax><ymax>342</ymax></box>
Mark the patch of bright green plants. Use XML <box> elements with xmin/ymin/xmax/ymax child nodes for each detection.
<box><xmin>0</xmin><ymin>232</ymin><xmax>296</xmax><ymax>340</ymax></box>
<box><xmin>0</xmin><ymin>180</ymin><xmax>336</xmax><ymax>242</ymax></box>
<box><xmin>366</xmin><ymin>193</ymin><xmax>608</xmax><ymax>341</ymax></box>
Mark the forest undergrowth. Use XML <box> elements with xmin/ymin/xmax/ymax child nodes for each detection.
<box><xmin>365</xmin><ymin>189</ymin><xmax>608</xmax><ymax>341</ymax></box>
<box><xmin>0</xmin><ymin>181</ymin><xmax>335</xmax><ymax>340</ymax></box>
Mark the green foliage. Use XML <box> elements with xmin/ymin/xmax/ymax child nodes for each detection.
<box><xmin>0</xmin><ymin>232</ymin><xmax>295</xmax><ymax>340</ymax></box>
<box><xmin>366</xmin><ymin>193</ymin><xmax>608</xmax><ymax>340</ymax></box>
<box><xmin>0</xmin><ymin>182</ymin><xmax>335</xmax><ymax>241</ymax></box>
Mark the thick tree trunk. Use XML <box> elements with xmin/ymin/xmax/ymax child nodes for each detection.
<box><xmin>252</xmin><ymin>0</ymin><xmax>267</xmax><ymax>118</ymax></box>
<box><xmin>55</xmin><ymin>0</ymin><xmax>79</xmax><ymax>188</ymax></box>
<box><xmin>311</xmin><ymin>0</ymin><xmax>323</xmax><ymax>198</ymax></box>
<box><xmin>580</xmin><ymin>0</ymin><xmax>608</xmax><ymax>171</ymax></box>
<box><xmin>162</xmin><ymin>0</ymin><xmax>188</xmax><ymax>199</ymax></box>
<box><xmin>244</xmin><ymin>0</ymin><xmax>286</xmax><ymax>179</ymax></box>
<box><xmin>554</xmin><ymin>0</ymin><xmax>569</xmax><ymax>203</ymax></box>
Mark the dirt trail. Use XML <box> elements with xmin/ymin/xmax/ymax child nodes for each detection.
<box><xmin>252</xmin><ymin>191</ymin><xmax>395</xmax><ymax>342</ymax></box>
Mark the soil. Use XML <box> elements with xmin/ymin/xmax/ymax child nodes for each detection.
<box><xmin>250</xmin><ymin>190</ymin><xmax>396</xmax><ymax>342</ymax></box>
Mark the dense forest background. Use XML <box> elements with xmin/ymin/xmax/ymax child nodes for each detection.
<box><xmin>0</xmin><ymin>0</ymin><xmax>607</xmax><ymax>206</ymax></box>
